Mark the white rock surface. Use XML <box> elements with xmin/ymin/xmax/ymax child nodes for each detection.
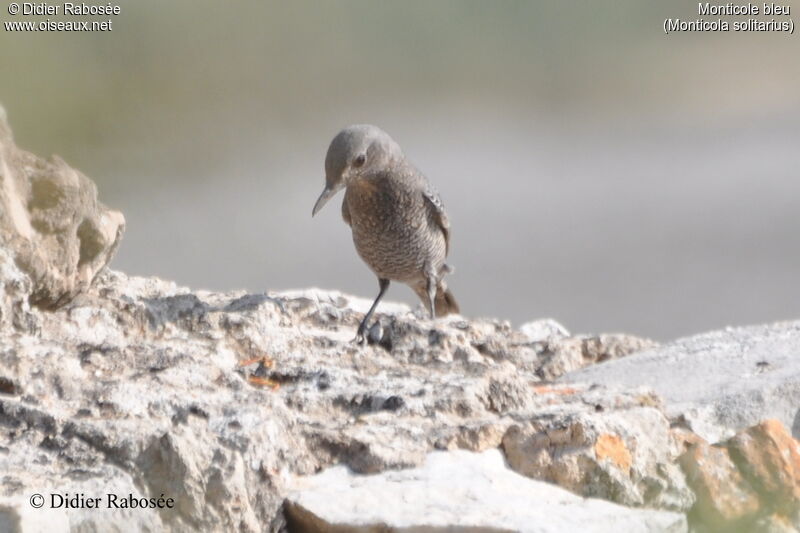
<box><xmin>561</xmin><ymin>322</ymin><xmax>800</xmax><ymax>442</ymax></box>
<box><xmin>536</xmin><ymin>333</ymin><xmax>657</xmax><ymax>380</ymax></box>
<box><xmin>0</xmin><ymin>255</ymin><xmax>664</xmax><ymax>531</ymax></box>
<box><xmin>285</xmin><ymin>449</ymin><xmax>688</xmax><ymax>533</ymax></box>
<box><xmin>0</xmin><ymin>106</ymin><xmax>124</xmax><ymax>310</ymax></box>
<box><xmin>502</xmin><ymin>404</ymin><xmax>694</xmax><ymax>511</ymax></box>
<box><xmin>519</xmin><ymin>318</ymin><xmax>570</xmax><ymax>343</ymax></box>
<box><xmin>0</xmin><ymin>499</ymin><xmax>69</xmax><ymax>533</ymax></box>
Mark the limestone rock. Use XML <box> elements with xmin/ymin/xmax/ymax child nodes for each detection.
<box><xmin>678</xmin><ymin>439</ymin><xmax>760</xmax><ymax>528</ymax></box>
<box><xmin>726</xmin><ymin>419</ymin><xmax>800</xmax><ymax>514</ymax></box>
<box><xmin>519</xmin><ymin>318</ymin><xmax>570</xmax><ymax>343</ymax></box>
<box><xmin>536</xmin><ymin>334</ymin><xmax>657</xmax><ymax>380</ymax></box>
<box><xmin>561</xmin><ymin>322</ymin><xmax>800</xmax><ymax>442</ymax></box>
<box><xmin>4</xmin><ymin>259</ymin><xmax>800</xmax><ymax>530</ymax></box>
<box><xmin>0</xmin><ymin>474</ymin><xmax>164</xmax><ymax>533</ymax></box>
<box><xmin>2</xmin><ymin>266</ymin><xmax>653</xmax><ymax>531</ymax></box>
<box><xmin>753</xmin><ymin>513</ymin><xmax>800</xmax><ymax>533</ymax></box>
<box><xmin>675</xmin><ymin>419</ymin><xmax>800</xmax><ymax>533</ymax></box>
<box><xmin>0</xmin><ymin>498</ymin><xmax>71</xmax><ymax>533</ymax></box>
<box><xmin>0</xmin><ymin>106</ymin><xmax>124</xmax><ymax>309</ymax></box>
<box><xmin>0</xmin><ymin>248</ymin><xmax>36</xmax><ymax>334</ymax></box>
<box><xmin>284</xmin><ymin>449</ymin><xmax>688</xmax><ymax>533</ymax></box>
<box><xmin>502</xmin><ymin>401</ymin><xmax>695</xmax><ymax>511</ymax></box>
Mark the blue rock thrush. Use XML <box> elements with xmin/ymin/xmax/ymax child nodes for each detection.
<box><xmin>312</xmin><ymin>124</ymin><xmax>459</xmax><ymax>343</ymax></box>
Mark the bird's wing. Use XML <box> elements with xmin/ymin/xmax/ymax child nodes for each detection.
<box><xmin>341</xmin><ymin>194</ymin><xmax>352</xmax><ymax>226</ymax></box>
<box><xmin>422</xmin><ymin>185</ymin><xmax>451</xmax><ymax>255</ymax></box>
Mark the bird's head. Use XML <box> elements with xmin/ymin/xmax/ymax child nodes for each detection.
<box><xmin>312</xmin><ymin>124</ymin><xmax>402</xmax><ymax>216</ymax></box>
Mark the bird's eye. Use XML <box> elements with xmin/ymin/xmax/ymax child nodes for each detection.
<box><xmin>353</xmin><ymin>154</ymin><xmax>366</xmax><ymax>168</ymax></box>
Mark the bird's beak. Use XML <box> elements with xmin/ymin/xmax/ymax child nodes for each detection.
<box><xmin>312</xmin><ymin>184</ymin><xmax>337</xmax><ymax>216</ymax></box>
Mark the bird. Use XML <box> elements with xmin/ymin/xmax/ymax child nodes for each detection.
<box><xmin>312</xmin><ymin>124</ymin><xmax>459</xmax><ymax>343</ymax></box>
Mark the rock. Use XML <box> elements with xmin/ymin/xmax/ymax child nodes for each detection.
<box><xmin>7</xmin><ymin>265</ymin><xmax>665</xmax><ymax>531</ymax></box>
<box><xmin>537</xmin><ymin>334</ymin><xmax>657</xmax><ymax>380</ymax></box>
<box><xmin>4</xmin><ymin>253</ymin><xmax>799</xmax><ymax>529</ymax></box>
<box><xmin>561</xmin><ymin>322</ymin><xmax>800</xmax><ymax>442</ymax></box>
<box><xmin>502</xmin><ymin>400</ymin><xmax>695</xmax><ymax>511</ymax></box>
<box><xmin>678</xmin><ymin>440</ymin><xmax>760</xmax><ymax>529</ymax></box>
<box><xmin>0</xmin><ymin>498</ymin><xmax>70</xmax><ymax>533</ymax></box>
<box><xmin>284</xmin><ymin>449</ymin><xmax>688</xmax><ymax>533</ymax></box>
<box><xmin>519</xmin><ymin>318</ymin><xmax>570</xmax><ymax>343</ymax></box>
<box><xmin>0</xmin><ymin>475</ymin><xmax>164</xmax><ymax>533</ymax></box>
<box><xmin>675</xmin><ymin>419</ymin><xmax>800</xmax><ymax>533</ymax></box>
<box><xmin>726</xmin><ymin>419</ymin><xmax>800</xmax><ymax>514</ymax></box>
<box><xmin>753</xmin><ymin>513</ymin><xmax>800</xmax><ymax>533</ymax></box>
<box><xmin>0</xmin><ymin>106</ymin><xmax>124</xmax><ymax>309</ymax></box>
<box><xmin>0</xmin><ymin>248</ymin><xmax>36</xmax><ymax>334</ymax></box>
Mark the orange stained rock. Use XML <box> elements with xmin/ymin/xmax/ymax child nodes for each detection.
<box><xmin>679</xmin><ymin>441</ymin><xmax>760</xmax><ymax>527</ymax></box>
<box><xmin>532</xmin><ymin>385</ymin><xmax>579</xmax><ymax>396</ymax></box>
<box><xmin>248</xmin><ymin>376</ymin><xmax>280</xmax><ymax>390</ymax></box>
<box><xmin>238</xmin><ymin>356</ymin><xmax>274</xmax><ymax>368</ymax></box>
<box><xmin>594</xmin><ymin>433</ymin><xmax>632</xmax><ymax>472</ymax></box>
<box><xmin>727</xmin><ymin>418</ymin><xmax>800</xmax><ymax>507</ymax></box>
<box><xmin>671</xmin><ymin>427</ymin><xmax>707</xmax><ymax>454</ymax></box>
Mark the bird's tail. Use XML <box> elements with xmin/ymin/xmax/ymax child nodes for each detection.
<box><xmin>434</xmin><ymin>285</ymin><xmax>460</xmax><ymax>317</ymax></box>
<box><xmin>414</xmin><ymin>281</ymin><xmax>460</xmax><ymax>317</ymax></box>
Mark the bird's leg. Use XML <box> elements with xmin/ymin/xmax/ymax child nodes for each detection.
<box><xmin>426</xmin><ymin>275</ymin><xmax>437</xmax><ymax>319</ymax></box>
<box><xmin>354</xmin><ymin>278</ymin><xmax>390</xmax><ymax>344</ymax></box>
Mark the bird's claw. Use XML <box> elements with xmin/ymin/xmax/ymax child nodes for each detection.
<box><xmin>352</xmin><ymin>329</ymin><xmax>367</xmax><ymax>345</ymax></box>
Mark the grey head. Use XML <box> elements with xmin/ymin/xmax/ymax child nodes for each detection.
<box><xmin>312</xmin><ymin>124</ymin><xmax>403</xmax><ymax>216</ymax></box>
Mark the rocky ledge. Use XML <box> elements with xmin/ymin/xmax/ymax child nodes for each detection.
<box><xmin>1</xmin><ymin>108</ymin><xmax>799</xmax><ymax>533</ymax></box>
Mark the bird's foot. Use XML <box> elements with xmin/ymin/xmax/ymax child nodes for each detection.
<box><xmin>352</xmin><ymin>328</ymin><xmax>367</xmax><ymax>345</ymax></box>
<box><xmin>352</xmin><ymin>321</ymin><xmax>385</xmax><ymax>347</ymax></box>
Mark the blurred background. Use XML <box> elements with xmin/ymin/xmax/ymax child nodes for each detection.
<box><xmin>1</xmin><ymin>1</ymin><xmax>799</xmax><ymax>340</ymax></box>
